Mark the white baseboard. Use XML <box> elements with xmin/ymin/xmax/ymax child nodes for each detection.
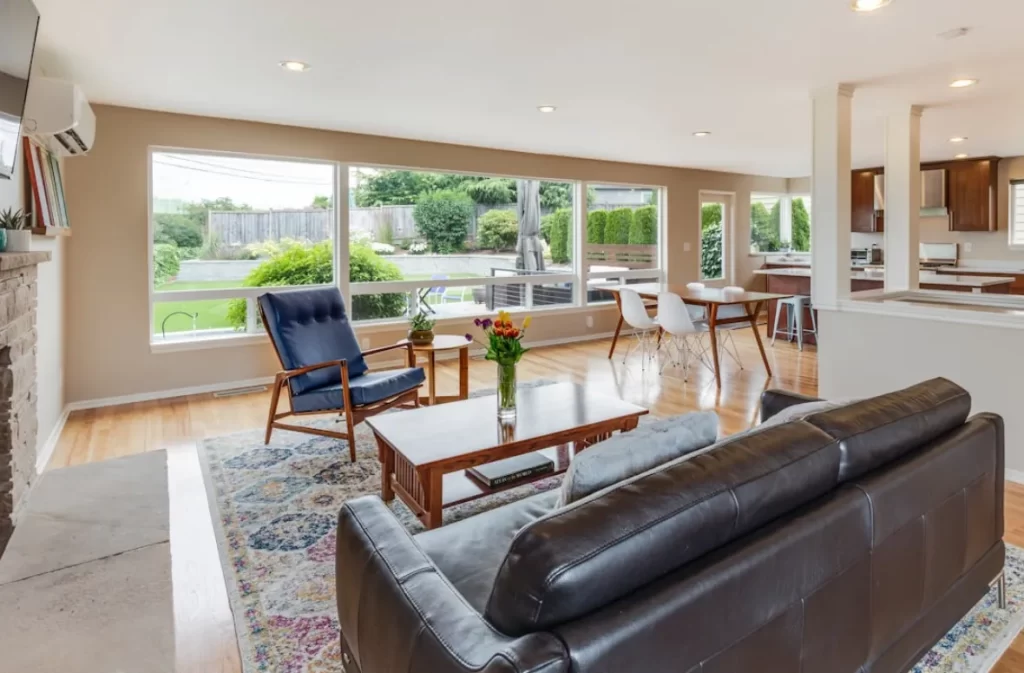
<box><xmin>64</xmin><ymin>331</ymin><xmax>632</xmax><ymax>412</ymax></box>
<box><xmin>66</xmin><ymin>376</ymin><xmax>276</xmax><ymax>412</ymax></box>
<box><xmin>1006</xmin><ymin>469</ymin><xmax>1024</xmax><ymax>485</ymax></box>
<box><xmin>35</xmin><ymin>406</ymin><xmax>70</xmax><ymax>474</ymax></box>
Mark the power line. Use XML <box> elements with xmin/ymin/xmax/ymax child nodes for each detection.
<box><xmin>159</xmin><ymin>153</ymin><xmax>334</xmax><ymax>181</ymax></box>
<box><xmin>153</xmin><ymin>159</ymin><xmax>333</xmax><ymax>186</ymax></box>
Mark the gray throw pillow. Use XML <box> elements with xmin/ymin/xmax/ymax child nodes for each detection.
<box><xmin>557</xmin><ymin>411</ymin><xmax>719</xmax><ymax>507</ymax></box>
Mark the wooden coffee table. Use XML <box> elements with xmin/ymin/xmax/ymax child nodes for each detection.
<box><xmin>365</xmin><ymin>382</ymin><xmax>648</xmax><ymax>529</ymax></box>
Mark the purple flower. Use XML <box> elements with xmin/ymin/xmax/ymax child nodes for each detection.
<box><xmin>474</xmin><ymin>318</ymin><xmax>482</xmax><ymax>326</ymax></box>
<box><xmin>464</xmin><ymin>333</ymin><xmax>473</xmax><ymax>341</ymax></box>
<box><xmin>481</xmin><ymin>318</ymin><xmax>493</xmax><ymax>329</ymax></box>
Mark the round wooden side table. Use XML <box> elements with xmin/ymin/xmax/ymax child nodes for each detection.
<box><xmin>397</xmin><ymin>334</ymin><xmax>472</xmax><ymax>405</ymax></box>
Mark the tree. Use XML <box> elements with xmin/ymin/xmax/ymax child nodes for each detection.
<box><xmin>464</xmin><ymin>178</ymin><xmax>516</xmax><ymax>205</ymax></box>
<box><xmin>412</xmin><ymin>190</ymin><xmax>474</xmax><ymax>253</ymax></box>
<box><xmin>587</xmin><ymin>210</ymin><xmax>607</xmax><ymax>244</ymax></box>
<box><xmin>791</xmin><ymin>198</ymin><xmax>811</xmax><ymax>252</ymax></box>
<box><xmin>604</xmin><ymin>208</ymin><xmax>633</xmax><ymax>245</ymax></box>
<box><xmin>547</xmin><ymin>208</ymin><xmax>573</xmax><ymax>264</ymax></box>
<box><xmin>750</xmin><ymin>201</ymin><xmax>781</xmax><ymax>253</ymax></box>
<box><xmin>311</xmin><ymin>195</ymin><xmax>332</xmax><ymax>209</ymax></box>
<box><xmin>629</xmin><ymin>206</ymin><xmax>657</xmax><ymax>245</ymax></box>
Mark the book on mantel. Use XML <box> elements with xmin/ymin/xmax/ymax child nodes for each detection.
<box><xmin>467</xmin><ymin>453</ymin><xmax>555</xmax><ymax>489</ymax></box>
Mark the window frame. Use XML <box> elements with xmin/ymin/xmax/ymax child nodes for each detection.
<box><xmin>1009</xmin><ymin>180</ymin><xmax>1024</xmax><ymax>250</ymax></box>
<box><xmin>148</xmin><ymin>150</ymin><xmax>668</xmax><ymax>349</ymax></box>
<box><xmin>147</xmin><ymin>146</ymin><xmax>341</xmax><ymax>349</ymax></box>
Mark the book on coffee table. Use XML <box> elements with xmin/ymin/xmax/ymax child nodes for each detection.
<box><xmin>466</xmin><ymin>452</ymin><xmax>555</xmax><ymax>489</ymax></box>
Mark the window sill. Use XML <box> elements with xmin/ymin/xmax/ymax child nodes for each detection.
<box><xmin>150</xmin><ymin>332</ymin><xmax>268</xmax><ymax>354</ymax></box>
<box><xmin>352</xmin><ymin>303</ymin><xmax>619</xmax><ymax>333</ymax></box>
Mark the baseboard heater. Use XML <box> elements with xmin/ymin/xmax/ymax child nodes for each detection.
<box><xmin>213</xmin><ymin>385</ymin><xmax>268</xmax><ymax>398</ymax></box>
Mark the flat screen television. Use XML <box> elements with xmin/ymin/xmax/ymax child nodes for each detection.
<box><xmin>0</xmin><ymin>0</ymin><xmax>40</xmax><ymax>180</ymax></box>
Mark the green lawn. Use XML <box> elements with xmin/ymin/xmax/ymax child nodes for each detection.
<box><xmin>153</xmin><ymin>274</ymin><xmax>484</xmax><ymax>334</ymax></box>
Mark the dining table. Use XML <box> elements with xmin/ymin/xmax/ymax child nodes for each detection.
<box><xmin>606</xmin><ymin>283</ymin><xmax>794</xmax><ymax>388</ymax></box>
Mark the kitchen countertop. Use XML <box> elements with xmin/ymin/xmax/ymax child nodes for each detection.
<box><xmin>937</xmin><ymin>265</ymin><xmax>1024</xmax><ymax>274</ymax></box>
<box><xmin>753</xmin><ymin>267</ymin><xmax>1014</xmax><ymax>287</ymax></box>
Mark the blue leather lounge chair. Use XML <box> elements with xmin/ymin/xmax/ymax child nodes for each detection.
<box><xmin>258</xmin><ymin>287</ymin><xmax>425</xmax><ymax>462</ymax></box>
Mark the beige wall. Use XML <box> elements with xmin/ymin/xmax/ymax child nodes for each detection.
<box><xmin>63</xmin><ymin>104</ymin><xmax>784</xmax><ymax>403</ymax></box>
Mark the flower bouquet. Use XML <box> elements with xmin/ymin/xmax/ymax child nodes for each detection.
<box><xmin>470</xmin><ymin>311</ymin><xmax>531</xmax><ymax>419</ymax></box>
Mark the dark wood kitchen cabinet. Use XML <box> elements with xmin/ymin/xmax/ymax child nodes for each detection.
<box><xmin>945</xmin><ymin>158</ymin><xmax>998</xmax><ymax>232</ymax></box>
<box><xmin>851</xmin><ymin>169</ymin><xmax>880</xmax><ymax>233</ymax></box>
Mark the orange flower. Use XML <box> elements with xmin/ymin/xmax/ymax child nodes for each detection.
<box><xmin>510</xmin><ymin>328</ymin><xmax>520</xmax><ymax>338</ymax></box>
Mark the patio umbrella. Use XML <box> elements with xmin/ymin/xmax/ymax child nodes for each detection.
<box><xmin>515</xmin><ymin>179</ymin><xmax>545</xmax><ymax>272</ymax></box>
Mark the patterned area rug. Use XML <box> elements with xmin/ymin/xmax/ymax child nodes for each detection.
<box><xmin>200</xmin><ymin>402</ymin><xmax>1024</xmax><ymax>673</ymax></box>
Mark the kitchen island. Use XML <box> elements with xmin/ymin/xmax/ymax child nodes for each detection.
<box><xmin>754</xmin><ymin>267</ymin><xmax>1013</xmax><ymax>344</ymax></box>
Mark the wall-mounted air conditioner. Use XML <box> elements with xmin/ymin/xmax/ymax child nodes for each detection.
<box><xmin>22</xmin><ymin>76</ymin><xmax>96</xmax><ymax>156</ymax></box>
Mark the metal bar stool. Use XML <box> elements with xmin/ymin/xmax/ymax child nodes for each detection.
<box><xmin>771</xmin><ymin>295</ymin><xmax>817</xmax><ymax>351</ymax></box>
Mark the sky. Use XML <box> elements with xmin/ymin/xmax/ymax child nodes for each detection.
<box><xmin>152</xmin><ymin>152</ymin><xmax>335</xmax><ymax>210</ymax></box>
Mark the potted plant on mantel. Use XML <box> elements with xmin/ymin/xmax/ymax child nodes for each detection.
<box><xmin>407</xmin><ymin>312</ymin><xmax>436</xmax><ymax>346</ymax></box>
<box><xmin>0</xmin><ymin>208</ymin><xmax>31</xmax><ymax>252</ymax></box>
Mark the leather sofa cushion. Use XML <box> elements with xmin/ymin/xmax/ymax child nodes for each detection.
<box><xmin>290</xmin><ymin>368</ymin><xmax>425</xmax><ymax>413</ymax></box>
<box><xmin>484</xmin><ymin>421</ymin><xmax>842</xmax><ymax>636</ymax></box>
<box><xmin>802</xmin><ymin>377</ymin><xmax>970</xmax><ymax>482</ymax></box>
<box><xmin>557</xmin><ymin>411</ymin><xmax>719</xmax><ymax>506</ymax></box>
<box><xmin>258</xmin><ymin>288</ymin><xmax>368</xmax><ymax>396</ymax></box>
<box><xmin>416</xmin><ymin>491</ymin><xmax>559</xmax><ymax>612</ymax></box>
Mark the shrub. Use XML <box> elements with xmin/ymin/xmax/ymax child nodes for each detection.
<box><xmin>629</xmin><ymin>206</ymin><xmax>657</xmax><ymax>245</ymax></box>
<box><xmin>701</xmin><ymin>220</ymin><xmax>723</xmax><ymax>279</ymax></box>
<box><xmin>464</xmin><ymin>178</ymin><xmax>515</xmax><ymax>205</ymax></box>
<box><xmin>604</xmin><ymin>208</ymin><xmax>633</xmax><ymax>245</ymax></box>
<box><xmin>154</xmin><ymin>214</ymin><xmax>203</xmax><ymax>249</ymax></box>
<box><xmin>225</xmin><ymin>241</ymin><xmax>406</xmax><ymax>328</ymax></box>
<box><xmin>371</xmin><ymin>242</ymin><xmax>395</xmax><ymax>255</ymax></box>
<box><xmin>540</xmin><ymin>214</ymin><xmax>553</xmax><ymax>244</ymax></box>
<box><xmin>153</xmin><ymin>243</ymin><xmax>180</xmax><ymax>286</ymax></box>
<box><xmin>408</xmin><ymin>241</ymin><xmax>428</xmax><ymax>255</ymax></box>
<box><xmin>413</xmin><ymin>190</ymin><xmax>474</xmax><ymax>253</ymax></box>
<box><xmin>587</xmin><ymin>210</ymin><xmax>607</xmax><ymax>244</ymax></box>
<box><xmin>477</xmin><ymin>210</ymin><xmax>519</xmax><ymax>251</ymax></box>
<box><xmin>548</xmin><ymin>208</ymin><xmax>572</xmax><ymax>264</ymax></box>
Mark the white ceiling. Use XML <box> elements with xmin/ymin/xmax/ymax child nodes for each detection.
<box><xmin>30</xmin><ymin>0</ymin><xmax>1024</xmax><ymax>177</ymax></box>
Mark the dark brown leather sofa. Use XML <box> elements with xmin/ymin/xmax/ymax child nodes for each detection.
<box><xmin>335</xmin><ymin>378</ymin><xmax>1004</xmax><ymax>673</ymax></box>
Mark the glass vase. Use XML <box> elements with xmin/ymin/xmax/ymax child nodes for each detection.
<box><xmin>497</xmin><ymin>361</ymin><xmax>517</xmax><ymax>420</ymax></box>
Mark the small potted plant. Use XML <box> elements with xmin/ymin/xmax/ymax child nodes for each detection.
<box><xmin>0</xmin><ymin>208</ymin><xmax>29</xmax><ymax>252</ymax></box>
<box><xmin>408</xmin><ymin>312</ymin><xmax>436</xmax><ymax>346</ymax></box>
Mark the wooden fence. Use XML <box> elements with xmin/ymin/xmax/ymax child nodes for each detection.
<box><xmin>584</xmin><ymin>244</ymin><xmax>658</xmax><ymax>269</ymax></box>
<box><xmin>208</xmin><ymin>209</ymin><xmax>334</xmax><ymax>246</ymax></box>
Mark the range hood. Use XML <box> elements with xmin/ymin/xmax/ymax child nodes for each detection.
<box><xmin>873</xmin><ymin>168</ymin><xmax>948</xmax><ymax>217</ymax></box>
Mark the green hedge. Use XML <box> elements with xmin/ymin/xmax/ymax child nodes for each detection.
<box><xmin>548</xmin><ymin>208</ymin><xmax>572</xmax><ymax>264</ymax></box>
<box><xmin>629</xmin><ymin>206</ymin><xmax>657</xmax><ymax>245</ymax></box>
<box><xmin>153</xmin><ymin>243</ymin><xmax>180</xmax><ymax>286</ymax></box>
<box><xmin>154</xmin><ymin>214</ymin><xmax>203</xmax><ymax>249</ymax></box>
<box><xmin>413</xmin><ymin>189</ymin><xmax>474</xmax><ymax>253</ymax></box>
<box><xmin>604</xmin><ymin>208</ymin><xmax>633</xmax><ymax>245</ymax></box>
<box><xmin>477</xmin><ymin>209</ymin><xmax>519</xmax><ymax>251</ymax></box>
<box><xmin>225</xmin><ymin>241</ymin><xmax>405</xmax><ymax>329</ymax></box>
<box><xmin>587</xmin><ymin>210</ymin><xmax>606</xmax><ymax>244</ymax></box>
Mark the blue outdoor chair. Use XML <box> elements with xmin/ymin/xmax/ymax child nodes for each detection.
<box><xmin>258</xmin><ymin>287</ymin><xmax>425</xmax><ymax>462</ymax></box>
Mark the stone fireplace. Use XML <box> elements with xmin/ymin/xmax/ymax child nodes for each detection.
<box><xmin>0</xmin><ymin>251</ymin><xmax>51</xmax><ymax>556</ymax></box>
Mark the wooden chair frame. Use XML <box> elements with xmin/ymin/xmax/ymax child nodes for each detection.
<box><xmin>260</xmin><ymin>302</ymin><xmax>422</xmax><ymax>462</ymax></box>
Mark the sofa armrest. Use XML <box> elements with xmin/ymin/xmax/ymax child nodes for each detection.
<box><xmin>336</xmin><ymin>496</ymin><xmax>569</xmax><ymax>673</ymax></box>
<box><xmin>760</xmin><ymin>389</ymin><xmax>820</xmax><ymax>423</ymax></box>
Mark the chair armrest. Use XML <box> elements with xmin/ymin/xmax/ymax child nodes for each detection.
<box><xmin>362</xmin><ymin>341</ymin><xmax>416</xmax><ymax>368</ymax></box>
<box><xmin>336</xmin><ymin>497</ymin><xmax>569</xmax><ymax>673</ymax></box>
<box><xmin>760</xmin><ymin>389</ymin><xmax>820</xmax><ymax>423</ymax></box>
<box><xmin>279</xmin><ymin>359</ymin><xmax>347</xmax><ymax>380</ymax></box>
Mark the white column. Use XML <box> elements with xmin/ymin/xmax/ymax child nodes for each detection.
<box><xmin>883</xmin><ymin>106</ymin><xmax>922</xmax><ymax>291</ymax></box>
<box><xmin>810</xmin><ymin>85</ymin><xmax>853</xmax><ymax>309</ymax></box>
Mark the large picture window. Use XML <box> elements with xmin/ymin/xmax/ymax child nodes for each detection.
<box><xmin>150</xmin><ymin>150</ymin><xmax>336</xmax><ymax>343</ymax></box>
<box><xmin>346</xmin><ymin>167</ymin><xmax>578</xmax><ymax>322</ymax></box>
<box><xmin>148</xmin><ymin>152</ymin><xmax>666</xmax><ymax>345</ymax></box>
<box><xmin>585</xmin><ymin>184</ymin><xmax>663</xmax><ymax>300</ymax></box>
<box><xmin>749</xmin><ymin>193</ymin><xmax>810</xmax><ymax>254</ymax></box>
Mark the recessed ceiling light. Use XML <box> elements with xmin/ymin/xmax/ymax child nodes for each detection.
<box><xmin>955</xmin><ymin>153</ymin><xmax>968</xmax><ymax>159</ymax></box>
<box><xmin>279</xmin><ymin>60</ymin><xmax>310</xmax><ymax>72</ymax></box>
<box><xmin>693</xmin><ymin>131</ymin><xmax>711</xmax><ymax>137</ymax></box>
<box><xmin>950</xmin><ymin>78</ymin><xmax>978</xmax><ymax>88</ymax></box>
<box><xmin>851</xmin><ymin>0</ymin><xmax>891</xmax><ymax>12</ymax></box>
<box><xmin>949</xmin><ymin>136</ymin><xmax>968</xmax><ymax>143</ymax></box>
<box><xmin>537</xmin><ymin>105</ymin><xmax>556</xmax><ymax>113</ymax></box>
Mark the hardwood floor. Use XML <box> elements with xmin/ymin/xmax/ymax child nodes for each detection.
<box><xmin>45</xmin><ymin>332</ymin><xmax>1024</xmax><ymax>672</ymax></box>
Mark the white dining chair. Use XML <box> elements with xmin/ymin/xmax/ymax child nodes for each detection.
<box><xmin>712</xmin><ymin>304</ymin><xmax>747</xmax><ymax>369</ymax></box>
<box><xmin>619</xmin><ymin>288</ymin><xmax>660</xmax><ymax>369</ymax></box>
<box><xmin>656</xmin><ymin>292</ymin><xmax>712</xmax><ymax>380</ymax></box>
